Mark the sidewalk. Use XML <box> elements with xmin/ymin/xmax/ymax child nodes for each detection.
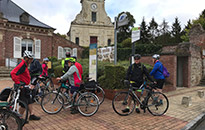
<box><xmin>1</xmin><ymin>79</ymin><xmax>205</xmax><ymax>130</ymax></box>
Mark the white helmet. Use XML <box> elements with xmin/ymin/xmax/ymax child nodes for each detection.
<box><xmin>152</xmin><ymin>54</ymin><xmax>160</xmax><ymax>60</ymax></box>
<box><xmin>23</xmin><ymin>50</ymin><xmax>33</xmax><ymax>58</ymax></box>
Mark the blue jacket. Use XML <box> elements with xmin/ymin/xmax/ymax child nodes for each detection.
<box><xmin>150</xmin><ymin>61</ymin><xmax>165</xmax><ymax>80</ymax></box>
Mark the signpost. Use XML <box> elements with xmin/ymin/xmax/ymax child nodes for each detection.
<box><xmin>131</xmin><ymin>27</ymin><xmax>140</xmax><ymax>64</ymax></box>
<box><xmin>114</xmin><ymin>12</ymin><xmax>129</xmax><ymax>65</ymax></box>
<box><xmin>89</xmin><ymin>43</ymin><xmax>97</xmax><ymax>81</ymax></box>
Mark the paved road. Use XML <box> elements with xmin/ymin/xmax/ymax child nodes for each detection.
<box><xmin>2</xmin><ymin>79</ymin><xmax>205</xmax><ymax>130</ymax></box>
<box><xmin>193</xmin><ymin>118</ymin><xmax>205</xmax><ymax>130</ymax></box>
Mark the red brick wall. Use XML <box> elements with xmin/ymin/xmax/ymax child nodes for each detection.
<box><xmin>0</xmin><ymin>21</ymin><xmax>83</xmax><ymax>66</ymax></box>
<box><xmin>141</xmin><ymin>55</ymin><xmax>177</xmax><ymax>92</ymax></box>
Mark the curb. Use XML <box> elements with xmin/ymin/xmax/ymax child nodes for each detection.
<box><xmin>181</xmin><ymin>112</ymin><xmax>205</xmax><ymax>130</ymax></box>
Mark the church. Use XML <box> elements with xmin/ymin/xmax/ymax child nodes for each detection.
<box><xmin>68</xmin><ymin>0</ymin><xmax>114</xmax><ymax>47</ymax></box>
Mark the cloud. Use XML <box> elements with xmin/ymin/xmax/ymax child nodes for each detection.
<box><xmin>11</xmin><ymin>0</ymin><xmax>205</xmax><ymax>34</ymax></box>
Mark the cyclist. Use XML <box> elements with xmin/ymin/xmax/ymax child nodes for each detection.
<box><xmin>40</xmin><ymin>57</ymin><xmax>49</xmax><ymax>77</ymax></box>
<box><xmin>150</xmin><ymin>54</ymin><xmax>165</xmax><ymax>105</ymax></box>
<box><xmin>72</xmin><ymin>56</ymin><xmax>83</xmax><ymax>79</ymax></box>
<box><xmin>62</xmin><ymin>52</ymin><xmax>72</xmax><ymax>74</ymax></box>
<box><xmin>10</xmin><ymin>50</ymin><xmax>40</xmax><ymax>123</ymax></box>
<box><xmin>56</xmin><ymin>58</ymin><xmax>81</xmax><ymax>114</ymax></box>
<box><xmin>122</xmin><ymin>54</ymin><xmax>154</xmax><ymax>113</ymax></box>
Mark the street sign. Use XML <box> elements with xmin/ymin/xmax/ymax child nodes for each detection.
<box><xmin>118</xmin><ymin>13</ymin><xmax>129</xmax><ymax>27</ymax></box>
<box><xmin>132</xmin><ymin>27</ymin><xmax>140</xmax><ymax>43</ymax></box>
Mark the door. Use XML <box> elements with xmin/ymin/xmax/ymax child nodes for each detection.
<box><xmin>177</xmin><ymin>56</ymin><xmax>188</xmax><ymax>87</ymax></box>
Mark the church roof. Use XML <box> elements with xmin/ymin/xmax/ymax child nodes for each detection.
<box><xmin>0</xmin><ymin>0</ymin><xmax>54</xmax><ymax>29</ymax></box>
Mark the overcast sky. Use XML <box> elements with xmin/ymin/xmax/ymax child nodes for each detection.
<box><xmin>12</xmin><ymin>0</ymin><xmax>205</xmax><ymax>34</ymax></box>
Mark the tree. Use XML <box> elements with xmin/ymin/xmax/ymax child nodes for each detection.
<box><xmin>156</xmin><ymin>19</ymin><xmax>171</xmax><ymax>45</ymax></box>
<box><xmin>148</xmin><ymin>17</ymin><xmax>159</xmax><ymax>44</ymax></box>
<box><xmin>181</xmin><ymin>19</ymin><xmax>192</xmax><ymax>42</ymax></box>
<box><xmin>193</xmin><ymin>9</ymin><xmax>205</xmax><ymax>30</ymax></box>
<box><xmin>171</xmin><ymin>17</ymin><xmax>182</xmax><ymax>44</ymax></box>
<box><xmin>117</xmin><ymin>12</ymin><xmax>136</xmax><ymax>44</ymax></box>
<box><xmin>139</xmin><ymin>17</ymin><xmax>149</xmax><ymax>44</ymax></box>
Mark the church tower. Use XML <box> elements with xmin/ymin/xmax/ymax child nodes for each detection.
<box><xmin>68</xmin><ymin>0</ymin><xmax>114</xmax><ymax>47</ymax></box>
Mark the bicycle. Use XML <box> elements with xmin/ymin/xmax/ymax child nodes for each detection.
<box><xmin>41</xmin><ymin>81</ymin><xmax>99</xmax><ymax>117</ymax></box>
<box><xmin>33</xmin><ymin>75</ymin><xmax>55</xmax><ymax>104</ymax></box>
<box><xmin>0</xmin><ymin>88</ymin><xmax>23</xmax><ymax>130</ymax></box>
<box><xmin>8</xmin><ymin>83</ymin><xmax>29</xmax><ymax>126</ymax></box>
<box><xmin>81</xmin><ymin>78</ymin><xmax>105</xmax><ymax>105</ymax></box>
<box><xmin>112</xmin><ymin>80</ymin><xmax>169</xmax><ymax>116</ymax></box>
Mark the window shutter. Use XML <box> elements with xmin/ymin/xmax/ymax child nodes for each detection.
<box><xmin>35</xmin><ymin>39</ymin><xmax>41</xmax><ymax>59</ymax></box>
<box><xmin>13</xmin><ymin>37</ymin><xmax>21</xmax><ymax>58</ymax></box>
<box><xmin>73</xmin><ymin>48</ymin><xmax>77</xmax><ymax>57</ymax></box>
<box><xmin>58</xmin><ymin>46</ymin><xmax>63</xmax><ymax>59</ymax></box>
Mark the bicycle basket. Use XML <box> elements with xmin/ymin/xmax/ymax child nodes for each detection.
<box><xmin>0</xmin><ymin>87</ymin><xmax>12</xmax><ymax>101</ymax></box>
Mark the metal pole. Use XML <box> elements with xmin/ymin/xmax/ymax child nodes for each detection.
<box><xmin>114</xmin><ymin>17</ymin><xmax>117</xmax><ymax>65</ymax></box>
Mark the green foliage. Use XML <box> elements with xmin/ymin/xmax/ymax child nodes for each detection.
<box><xmin>117</xmin><ymin>44</ymin><xmax>162</xmax><ymax>61</ymax></box>
<box><xmin>81</xmin><ymin>47</ymin><xmax>89</xmax><ymax>59</ymax></box>
<box><xmin>193</xmin><ymin>9</ymin><xmax>205</xmax><ymax>30</ymax></box>
<box><xmin>98</xmin><ymin>65</ymin><xmax>126</xmax><ymax>89</ymax></box>
<box><xmin>53</xmin><ymin>65</ymin><xmax>63</xmax><ymax>77</ymax></box>
<box><xmin>171</xmin><ymin>17</ymin><xmax>182</xmax><ymax>43</ymax></box>
<box><xmin>121</xmin><ymin>38</ymin><xmax>132</xmax><ymax>48</ymax></box>
<box><xmin>48</xmin><ymin>56</ymin><xmax>58</xmax><ymax>62</ymax></box>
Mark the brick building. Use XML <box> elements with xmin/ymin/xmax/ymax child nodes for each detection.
<box><xmin>0</xmin><ymin>0</ymin><xmax>83</xmax><ymax>67</ymax></box>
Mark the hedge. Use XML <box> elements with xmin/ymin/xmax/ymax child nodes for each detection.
<box><xmin>98</xmin><ymin>65</ymin><xmax>126</xmax><ymax>89</ymax></box>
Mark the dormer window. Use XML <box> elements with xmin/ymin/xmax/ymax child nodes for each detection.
<box><xmin>20</xmin><ymin>12</ymin><xmax>30</xmax><ymax>24</ymax></box>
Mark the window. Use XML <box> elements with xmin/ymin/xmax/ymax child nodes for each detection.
<box><xmin>92</xmin><ymin>12</ymin><xmax>96</xmax><ymax>22</ymax></box>
<box><xmin>108</xmin><ymin>39</ymin><xmax>111</xmax><ymax>46</ymax></box>
<box><xmin>21</xmin><ymin>39</ymin><xmax>33</xmax><ymax>57</ymax></box>
<box><xmin>75</xmin><ymin>37</ymin><xmax>79</xmax><ymax>45</ymax></box>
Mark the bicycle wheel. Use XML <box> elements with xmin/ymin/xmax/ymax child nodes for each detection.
<box><xmin>112</xmin><ymin>92</ymin><xmax>136</xmax><ymax>116</ymax></box>
<box><xmin>147</xmin><ymin>92</ymin><xmax>169</xmax><ymax>116</ymax></box>
<box><xmin>77</xmin><ymin>92</ymin><xmax>99</xmax><ymax>117</ymax></box>
<box><xmin>10</xmin><ymin>99</ymin><xmax>28</xmax><ymax>126</ymax></box>
<box><xmin>95</xmin><ymin>86</ymin><xmax>105</xmax><ymax>105</ymax></box>
<box><xmin>41</xmin><ymin>92</ymin><xmax>64</xmax><ymax>114</ymax></box>
<box><xmin>0</xmin><ymin>109</ymin><xmax>22</xmax><ymax>130</ymax></box>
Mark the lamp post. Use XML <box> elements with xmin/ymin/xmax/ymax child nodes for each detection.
<box><xmin>114</xmin><ymin>17</ymin><xmax>118</xmax><ymax>65</ymax></box>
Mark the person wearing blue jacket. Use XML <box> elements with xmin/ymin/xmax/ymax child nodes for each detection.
<box><xmin>150</xmin><ymin>54</ymin><xmax>165</xmax><ymax>105</ymax></box>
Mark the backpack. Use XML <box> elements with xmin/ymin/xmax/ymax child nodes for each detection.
<box><xmin>159</xmin><ymin>65</ymin><xmax>170</xmax><ymax>78</ymax></box>
<box><xmin>63</xmin><ymin>59</ymin><xmax>69</xmax><ymax>73</ymax></box>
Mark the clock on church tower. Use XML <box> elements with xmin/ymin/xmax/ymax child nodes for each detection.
<box><xmin>69</xmin><ymin>0</ymin><xmax>114</xmax><ymax>47</ymax></box>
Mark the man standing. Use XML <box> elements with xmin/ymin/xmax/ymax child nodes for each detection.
<box><xmin>122</xmin><ymin>54</ymin><xmax>154</xmax><ymax>113</ymax></box>
<box><xmin>62</xmin><ymin>52</ymin><xmax>72</xmax><ymax>74</ymax></box>
<box><xmin>10</xmin><ymin>50</ymin><xmax>41</xmax><ymax>123</ymax></box>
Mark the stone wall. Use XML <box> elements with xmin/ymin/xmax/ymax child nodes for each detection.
<box><xmin>98</xmin><ymin>46</ymin><xmax>114</xmax><ymax>62</ymax></box>
<box><xmin>190</xmin><ymin>44</ymin><xmax>202</xmax><ymax>87</ymax></box>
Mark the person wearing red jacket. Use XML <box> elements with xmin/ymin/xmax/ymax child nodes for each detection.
<box><xmin>10</xmin><ymin>50</ymin><xmax>41</xmax><ymax>122</ymax></box>
<box><xmin>72</xmin><ymin>56</ymin><xmax>83</xmax><ymax>79</ymax></box>
<box><xmin>40</xmin><ymin>57</ymin><xmax>49</xmax><ymax>77</ymax></box>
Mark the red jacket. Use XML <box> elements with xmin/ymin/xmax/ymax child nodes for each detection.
<box><xmin>75</xmin><ymin>62</ymin><xmax>83</xmax><ymax>79</ymax></box>
<box><xmin>40</xmin><ymin>63</ymin><xmax>48</xmax><ymax>77</ymax></box>
<box><xmin>10</xmin><ymin>59</ymin><xmax>31</xmax><ymax>85</ymax></box>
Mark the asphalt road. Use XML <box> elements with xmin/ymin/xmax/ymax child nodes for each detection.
<box><xmin>193</xmin><ymin>118</ymin><xmax>205</xmax><ymax>130</ymax></box>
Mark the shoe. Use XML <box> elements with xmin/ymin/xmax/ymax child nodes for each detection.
<box><xmin>136</xmin><ymin>108</ymin><xmax>140</xmax><ymax>113</ymax></box>
<box><xmin>70</xmin><ymin>109</ymin><xmax>79</xmax><ymax>114</ymax></box>
<box><xmin>122</xmin><ymin>108</ymin><xmax>130</xmax><ymax>113</ymax></box>
<box><xmin>29</xmin><ymin>115</ymin><xmax>41</xmax><ymax>120</ymax></box>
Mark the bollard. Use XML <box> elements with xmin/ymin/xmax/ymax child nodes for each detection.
<box><xmin>198</xmin><ymin>90</ymin><xmax>204</xmax><ymax>98</ymax></box>
<box><xmin>181</xmin><ymin>96</ymin><xmax>192</xmax><ymax>107</ymax></box>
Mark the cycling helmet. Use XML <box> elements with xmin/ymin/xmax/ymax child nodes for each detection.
<box><xmin>152</xmin><ymin>54</ymin><xmax>160</xmax><ymax>60</ymax></box>
<box><xmin>68</xmin><ymin>58</ymin><xmax>76</xmax><ymax>63</ymax></box>
<box><xmin>134</xmin><ymin>54</ymin><xmax>141</xmax><ymax>60</ymax></box>
<box><xmin>65</xmin><ymin>52</ymin><xmax>71</xmax><ymax>57</ymax></box>
<box><xmin>23</xmin><ymin>50</ymin><xmax>33</xmax><ymax>58</ymax></box>
<box><xmin>43</xmin><ymin>57</ymin><xmax>49</xmax><ymax>61</ymax></box>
